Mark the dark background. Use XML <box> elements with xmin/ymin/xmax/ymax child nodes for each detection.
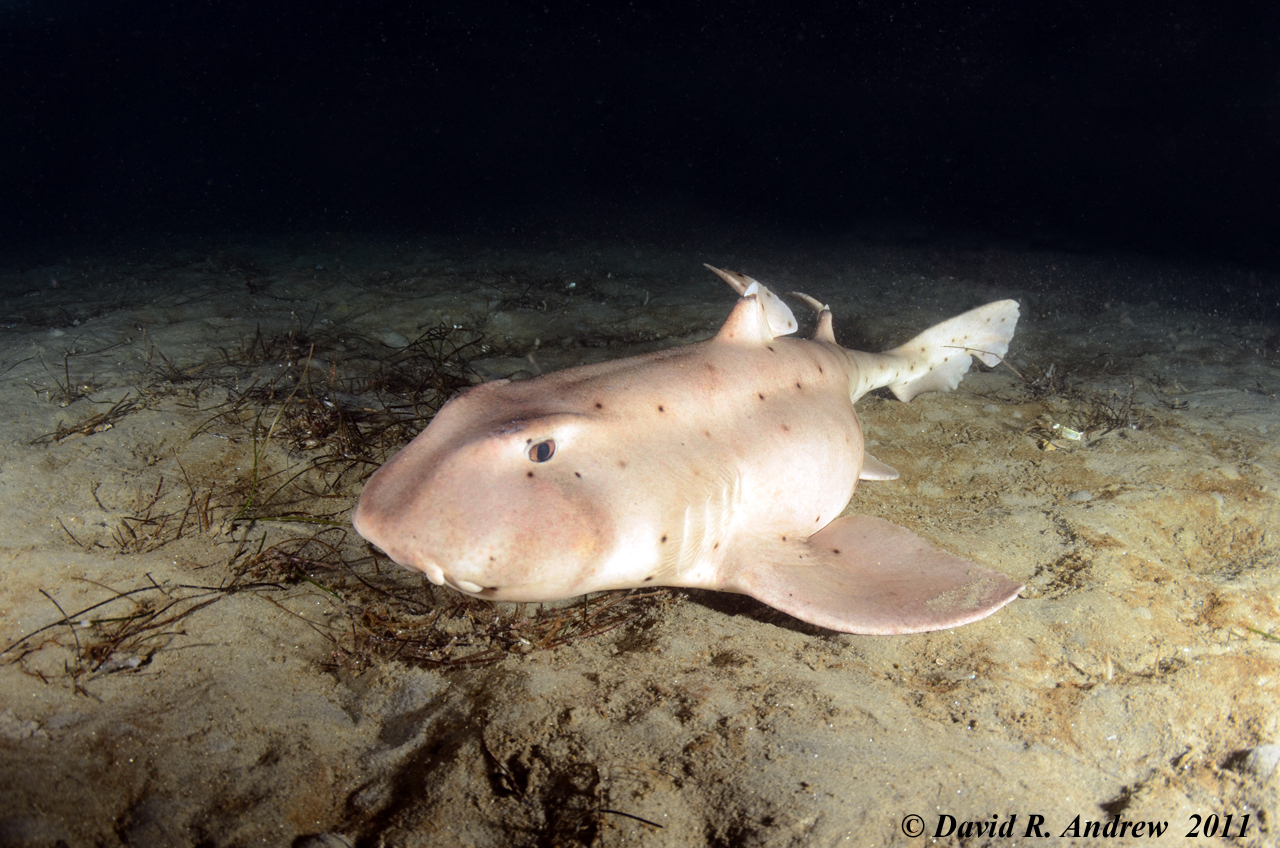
<box><xmin>2</xmin><ymin>1</ymin><xmax>1278</xmax><ymax>278</ymax></box>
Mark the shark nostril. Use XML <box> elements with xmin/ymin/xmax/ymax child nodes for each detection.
<box><xmin>418</xmin><ymin>561</ymin><xmax>446</xmax><ymax>586</ymax></box>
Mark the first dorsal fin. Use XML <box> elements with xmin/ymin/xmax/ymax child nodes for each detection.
<box><xmin>713</xmin><ymin>288</ymin><xmax>774</xmax><ymax>344</ymax></box>
<box><xmin>705</xmin><ymin>265</ymin><xmax>798</xmax><ymax>338</ymax></box>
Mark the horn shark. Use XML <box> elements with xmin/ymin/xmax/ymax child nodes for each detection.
<box><xmin>353</xmin><ymin>266</ymin><xmax>1024</xmax><ymax>634</ymax></box>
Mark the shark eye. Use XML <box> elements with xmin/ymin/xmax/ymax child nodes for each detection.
<box><xmin>528</xmin><ymin>439</ymin><xmax>556</xmax><ymax>462</ymax></box>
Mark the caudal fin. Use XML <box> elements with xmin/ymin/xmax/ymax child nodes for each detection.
<box><xmin>877</xmin><ymin>299</ymin><xmax>1020</xmax><ymax>402</ymax></box>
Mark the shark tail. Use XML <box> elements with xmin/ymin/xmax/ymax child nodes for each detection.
<box><xmin>847</xmin><ymin>300</ymin><xmax>1020</xmax><ymax>402</ymax></box>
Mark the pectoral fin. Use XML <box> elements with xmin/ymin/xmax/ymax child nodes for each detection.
<box><xmin>722</xmin><ymin>515</ymin><xmax>1023</xmax><ymax>635</ymax></box>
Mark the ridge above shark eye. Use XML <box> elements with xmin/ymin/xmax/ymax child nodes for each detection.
<box><xmin>528</xmin><ymin>439</ymin><xmax>556</xmax><ymax>462</ymax></box>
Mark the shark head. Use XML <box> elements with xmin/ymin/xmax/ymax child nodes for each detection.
<box><xmin>352</xmin><ymin>381</ymin><xmax>620</xmax><ymax>601</ymax></box>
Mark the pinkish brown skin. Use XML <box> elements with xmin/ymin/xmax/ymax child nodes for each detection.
<box><xmin>354</xmin><ymin>269</ymin><xmax>1024</xmax><ymax>634</ymax></box>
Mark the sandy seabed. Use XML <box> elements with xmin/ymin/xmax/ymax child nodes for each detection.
<box><xmin>1</xmin><ymin>233</ymin><xmax>1277</xmax><ymax>847</ymax></box>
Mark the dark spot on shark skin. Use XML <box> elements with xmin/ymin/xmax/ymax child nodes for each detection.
<box><xmin>574</xmin><ymin>471</ymin><xmax>582</xmax><ymax>478</ymax></box>
<box><xmin>781</xmin><ymin>535</ymin><xmax>788</xmax><ymax>542</ymax></box>
<box><xmin>758</xmin><ymin>393</ymin><xmax>765</xmax><ymax>400</ymax></box>
<box><xmin>832</xmin><ymin>548</ymin><xmax>841</xmax><ymax>555</ymax></box>
<box><xmin>815</xmin><ymin>515</ymin><xmax>821</xmax><ymax>523</ymax></box>
<box><xmin>795</xmin><ymin>382</ymin><xmax>802</xmax><ymax>389</ymax></box>
<box><xmin>619</xmin><ymin>460</ymin><xmax>627</xmax><ymax>469</ymax></box>
<box><xmin>661</xmin><ymin>535</ymin><xmax>668</xmax><ymax>543</ymax></box>
<box><xmin>644</xmin><ymin>575</ymin><xmax>654</xmax><ymax>582</ymax></box>
<box><xmin>817</xmin><ymin>365</ymin><xmax>824</xmax><ymax>374</ymax></box>
<box><xmin>595</xmin><ymin>402</ymin><xmax>604</xmax><ymax>409</ymax></box>
<box><xmin>658</xmin><ymin>405</ymin><xmax>665</xmax><ymax>412</ymax></box>
<box><xmin>781</xmin><ymin>424</ymin><xmax>790</xmax><ymax>432</ymax></box>
<box><xmin>767</xmin><ymin>346</ymin><xmax>775</xmax><ymax>352</ymax></box>
<box><xmin>704</xmin><ymin>430</ymin><xmax>712</xmax><ymax>438</ymax></box>
<box><xmin>527</xmin><ymin>471</ymin><xmax>534</xmax><ymax>478</ymax></box>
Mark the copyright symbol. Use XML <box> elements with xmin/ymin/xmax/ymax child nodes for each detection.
<box><xmin>901</xmin><ymin>814</ymin><xmax>924</xmax><ymax>837</ymax></box>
